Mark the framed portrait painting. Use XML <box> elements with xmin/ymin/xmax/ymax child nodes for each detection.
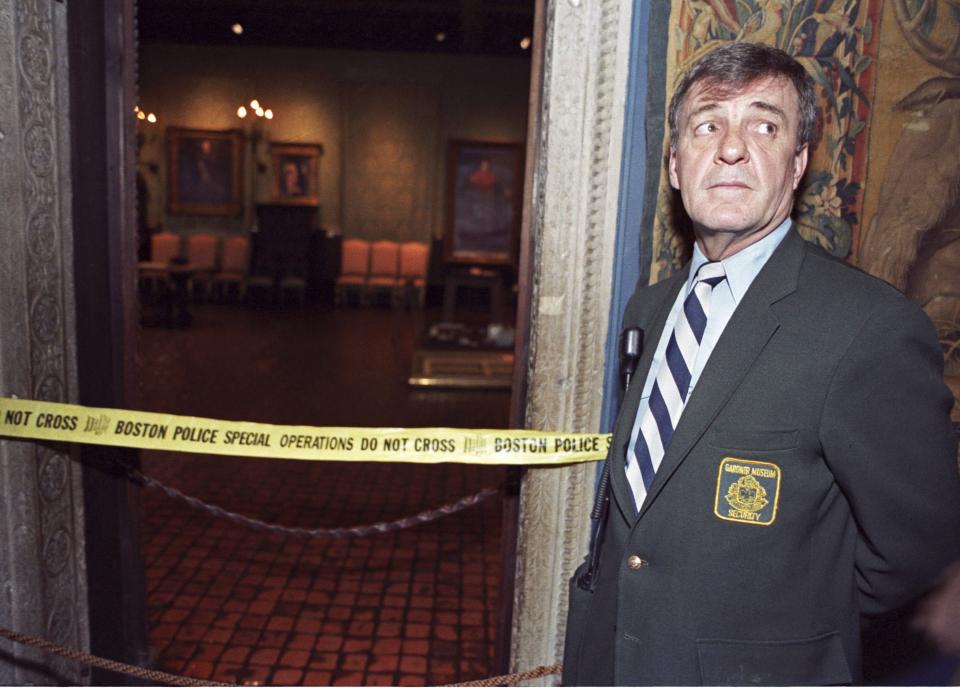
<box><xmin>271</xmin><ymin>142</ymin><xmax>323</xmax><ymax>206</ymax></box>
<box><xmin>166</xmin><ymin>127</ymin><xmax>244</xmax><ymax>216</ymax></box>
<box><xmin>444</xmin><ymin>140</ymin><xmax>524</xmax><ymax>266</ymax></box>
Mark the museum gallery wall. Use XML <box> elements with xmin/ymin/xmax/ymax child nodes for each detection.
<box><xmin>137</xmin><ymin>45</ymin><xmax>530</xmax><ymax>245</ymax></box>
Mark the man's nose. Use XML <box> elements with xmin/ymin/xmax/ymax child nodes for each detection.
<box><xmin>716</xmin><ymin>129</ymin><xmax>748</xmax><ymax>164</ymax></box>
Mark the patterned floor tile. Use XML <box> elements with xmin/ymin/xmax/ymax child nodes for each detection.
<box><xmin>141</xmin><ymin>306</ymin><xmax>509</xmax><ymax>684</ymax></box>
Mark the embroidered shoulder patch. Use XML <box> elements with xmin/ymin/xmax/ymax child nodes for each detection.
<box><xmin>714</xmin><ymin>457</ymin><xmax>781</xmax><ymax>526</ymax></box>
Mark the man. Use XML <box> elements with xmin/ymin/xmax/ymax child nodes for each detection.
<box><xmin>562</xmin><ymin>42</ymin><xmax>960</xmax><ymax>686</ymax></box>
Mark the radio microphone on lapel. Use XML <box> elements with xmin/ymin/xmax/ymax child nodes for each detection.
<box><xmin>578</xmin><ymin>327</ymin><xmax>643</xmax><ymax>591</ymax></box>
<box><xmin>620</xmin><ymin>326</ymin><xmax>643</xmax><ymax>399</ymax></box>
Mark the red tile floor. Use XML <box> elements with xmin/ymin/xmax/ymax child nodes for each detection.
<box><xmin>138</xmin><ymin>304</ymin><xmax>512</xmax><ymax>686</ymax></box>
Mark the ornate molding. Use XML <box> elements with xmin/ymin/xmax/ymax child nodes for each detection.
<box><xmin>510</xmin><ymin>0</ymin><xmax>634</xmax><ymax>679</ymax></box>
<box><xmin>0</xmin><ymin>0</ymin><xmax>88</xmax><ymax>683</ymax></box>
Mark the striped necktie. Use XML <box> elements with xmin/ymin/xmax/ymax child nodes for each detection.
<box><xmin>626</xmin><ymin>261</ymin><xmax>727</xmax><ymax>510</ymax></box>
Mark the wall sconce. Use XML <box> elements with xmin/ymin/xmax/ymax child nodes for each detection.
<box><xmin>237</xmin><ymin>99</ymin><xmax>274</xmax><ymax>121</ymax></box>
<box><xmin>237</xmin><ymin>100</ymin><xmax>273</xmax><ymax>173</ymax></box>
<box><xmin>134</xmin><ymin>105</ymin><xmax>158</xmax><ymax>124</ymax></box>
<box><xmin>133</xmin><ymin>106</ymin><xmax>160</xmax><ymax>176</ymax></box>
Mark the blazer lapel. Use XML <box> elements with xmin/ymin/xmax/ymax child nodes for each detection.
<box><xmin>637</xmin><ymin>229</ymin><xmax>807</xmax><ymax>518</ymax></box>
<box><xmin>609</xmin><ymin>270</ymin><xmax>687</xmax><ymax>524</ymax></box>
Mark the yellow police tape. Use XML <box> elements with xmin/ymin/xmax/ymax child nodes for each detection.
<box><xmin>0</xmin><ymin>396</ymin><xmax>609</xmax><ymax>466</ymax></box>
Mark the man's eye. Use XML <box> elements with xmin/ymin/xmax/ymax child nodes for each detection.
<box><xmin>756</xmin><ymin>122</ymin><xmax>777</xmax><ymax>135</ymax></box>
<box><xmin>694</xmin><ymin>122</ymin><xmax>717</xmax><ymax>135</ymax></box>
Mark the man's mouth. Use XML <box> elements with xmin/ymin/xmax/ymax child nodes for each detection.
<box><xmin>709</xmin><ymin>181</ymin><xmax>750</xmax><ymax>190</ymax></box>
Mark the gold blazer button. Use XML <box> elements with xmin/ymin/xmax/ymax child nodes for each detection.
<box><xmin>626</xmin><ymin>555</ymin><xmax>647</xmax><ymax>570</ymax></box>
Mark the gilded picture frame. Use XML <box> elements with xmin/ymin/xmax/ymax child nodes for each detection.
<box><xmin>270</xmin><ymin>142</ymin><xmax>323</xmax><ymax>206</ymax></box>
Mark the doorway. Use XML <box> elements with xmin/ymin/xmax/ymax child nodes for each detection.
<box><xmin>128</xmin><ymin>2</ymin><xmax>536</xmax><ymax>685</ymax></box>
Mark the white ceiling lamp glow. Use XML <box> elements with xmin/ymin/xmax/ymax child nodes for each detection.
<box><xmin>519</xmin><ymin>36</ymin><xmax>531</xmax><ymax>50</ymax></box>
<box><xmin>231</xmin><ymin>23</ymin><xmax>244</xmax><ymax>36</ymax></box>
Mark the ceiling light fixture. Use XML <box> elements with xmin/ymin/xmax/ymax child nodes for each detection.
<box><xmin>231</xmin><ymin>23</ymin><xmax>244</xmax><ymax>36</ymax></box>
<box><xmin>435</xmin><ymin>31</ymin><xmax>447</xmax><ymax>43</ymax></box>
<box><xmin>520</xmin><ymin>36</ymin><xmax>531</xmax><ymax>50</ymax></box>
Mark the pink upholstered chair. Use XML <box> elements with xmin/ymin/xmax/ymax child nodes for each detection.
<box><xmin>397</xmin><ymin>242</ymin><xmax>429</xmax><ymax>308</ymax></box>
<box><xmin>138</xmin><ymin>231</ymin><xmax>181</xmax><ymax>293</ymax></box>
<box><xmin>212</xmin><ymin>236</ymin><xmax>250</xmax><ymax>301</ymax></box>
<box><xmin>366</xmin><ymin>240</ymin><xmax>401</xmax><ymax>306</ymax></box>
<box><xmin>335</xmin><ymin>238</ymin><xmax>371</xmax><ymax>306</ymax></box>
<box><xmin>186</xmin><ymin>233</ymin><xmax>218</xmax><ymax>300</ymax></box>
<box><xmin>151</xmin><ymin>231</ymin><xmax>181</xmax><ymax>262</ymax></box>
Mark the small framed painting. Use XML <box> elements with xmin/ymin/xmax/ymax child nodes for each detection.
<box><xmin>271</xmin><ymin>142</ymin><xmax>323</xmax><ymax>206</ymax></box>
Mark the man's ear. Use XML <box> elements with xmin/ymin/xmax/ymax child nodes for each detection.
<box><xmin>668</xmin><ymin>147</ymin><xmax>680</xmax><ymax>190</ymax></box>
<box><xmin>792</xmin><ymin>144</ymin><xmax>809</xmax><ymax>190</ymax></box>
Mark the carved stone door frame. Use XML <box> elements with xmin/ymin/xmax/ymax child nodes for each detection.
<box><xmin>0</xmin><ymin>0</ymin><xmax>90</xmax><ymax>682</ymax></box>
<box><xmin>0</xmin><ymin>0</ymin><xmax>146</xmax><ymax>683</ymax></box>
<box><xmin>509</xmin><ymin>0</ymin><xmax>636</xmax><ymax>677</ymax></box>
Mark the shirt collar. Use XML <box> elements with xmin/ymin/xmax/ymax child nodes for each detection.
<box><xmin>688</xmin><ymin>217</ymin><xmax>792</xmax><ymax>304</ymax></box>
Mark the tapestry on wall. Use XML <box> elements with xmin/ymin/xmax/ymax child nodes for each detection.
<box><xmin>649</xmin><ymin>0</ymin><xmax>960</xmax><ymax>415</ymax></box>
<box><xmin>651</xmin><ymin>0</ymin><xmax>880</xmax><ymax>282</ymax></box>
<box><xmin>857</xmin><ymin>0</ymin><xmax>960</xmax><ymax>417</ymax></box>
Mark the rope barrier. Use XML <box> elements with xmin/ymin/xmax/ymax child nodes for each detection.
<box><xmin>0</xmin><ymin>397</ymin><xmax>572</xmax><ymax>684</ymax></box>
<box><xmin>445</xmin><ymin>663</ymin><xmax>563</xmax><ymax>686</ymax></box>
<box><xmin>132</xmin><ymin>465</ymin><xmax>499</xmax><ymax>538</ymax></box>
<box><xmin>0</xmin><ymin>625</ymin><xmax>233</xmax><ymax>686</ymax></box>
<box><xmin>0</xmin><ymin>622</ymin><xmax>562</xmax><ymax>687</ymax></box>
<box><xmin>0</xmin><ymin>471</ymin><xmax>518</xmax><ymax>687</ymax></box>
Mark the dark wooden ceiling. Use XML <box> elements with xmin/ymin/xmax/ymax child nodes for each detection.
<box><xmin>138</xmin><ymin>0</ymin><xmax>536</xmax><ymax>57</ymax></box>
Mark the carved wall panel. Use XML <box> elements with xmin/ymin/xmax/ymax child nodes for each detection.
<box><xmin>510</xmin><ymin>0</ymin><xmax>635</xmax><ymax>680</ymax></box>
<box><xmin>0</xmin><ymin>0</ymin><xmax>88</xmax><ymax>683</ymax></box>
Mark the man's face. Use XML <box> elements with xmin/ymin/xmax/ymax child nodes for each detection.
<box><xmin>668</xmin><ymin>76</ymin><xmax>808</xmax><ymax>249</ymax></box>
